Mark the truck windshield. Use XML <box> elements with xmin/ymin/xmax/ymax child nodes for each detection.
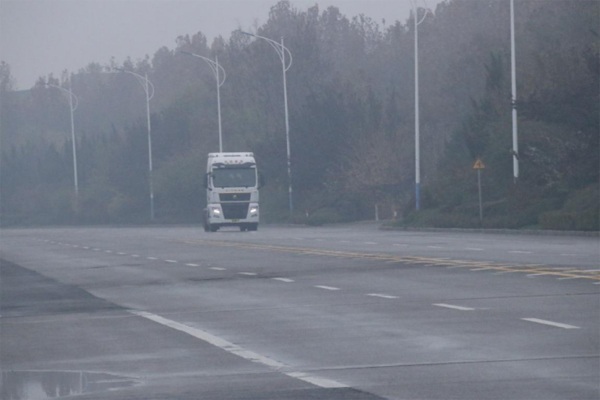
<box><xmin>212</xmin><ymin>168</ymin><xmax>256</xmax><ymax>188</ymax></box>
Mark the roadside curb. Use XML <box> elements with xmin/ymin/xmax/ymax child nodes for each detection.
<box><xmin>379</xmin><ymin>225</ymin><xmax>599</xmax><ymax>237</ymax></box>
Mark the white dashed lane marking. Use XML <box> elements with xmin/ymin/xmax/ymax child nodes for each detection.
<box><xmin>210</xmin><ymin>267</ymin><xmax>226</xmax><ymax>271</ymax></box>
<box><xmin>434</xmin><ymin>303</ymin><xmax>475</xmax><ymax>311</ymax></box>
<box><xmin>186</xmin><ymin>263</ymin><xmax>200</xmax><ymax>267</ymax></box>
<box><xmin>165</xmin><ymin>260</ymin><xmax>178</xmax><ymax>263</ymax></box>
<box><xmin>522</xmin><ymin>318</ymin><xmax>580</xmax><ymax>329</ymax></box>
<box><xmin>147</xmin><ymin>257</ymin><xmax>157</xmax><ymax>260</ymax></box>
<box><xmin>509</xmin><ymin>250</ymin><xmax>532</xmax><ymax>254</ymax></box>
<box><xmin>465</xmin><ymin>248</ymin><xmax>484</xmax><ymax>251</ymax></box>
<box><xmin>367</xmin><ymin>293</ymin><xmax>398</xmax><ymax>299</ymax></box>
<box><xmin>315</xmin><ymin>285</ymin><xmax>340</xmax><ymax>291</ymax></box>
<box><xmin>272</xmin><ymin>278</ymin><xmax>294</xmax><ymax>283</ymax></box>
<box><xmin>239</xmin><ymin>272</ymin><xmax>257</xmax><ymax>276</ymax></box>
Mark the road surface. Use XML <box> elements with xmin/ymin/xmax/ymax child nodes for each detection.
<box><xmin>1</xmin><ymin>224</ymin><xmax>598</xmax><ymax>399</ymax></box>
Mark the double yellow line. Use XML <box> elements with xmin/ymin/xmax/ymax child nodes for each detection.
<box><xmin>175</xmin><ymin>239</ymin><xmax>600</xmax><ymax>281</ymax></box>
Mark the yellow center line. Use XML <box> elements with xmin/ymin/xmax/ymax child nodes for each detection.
<box><xmin>173</xmin><ymin>239</ymin><xmax>600</xmax><ymax>281</ymax></box>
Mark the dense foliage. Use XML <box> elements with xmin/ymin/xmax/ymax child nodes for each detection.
<box><xmin>1</xmin><ymin>0</ymin><xmax>598</xmax><ymax>230</ymax></box>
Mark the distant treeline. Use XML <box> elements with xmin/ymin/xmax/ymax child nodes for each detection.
<box><xmin>1</xmin><ymin>0</ymin><xmax>598</xmax><ymax>230</ymax></box>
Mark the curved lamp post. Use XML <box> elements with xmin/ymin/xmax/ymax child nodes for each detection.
<box><xmin>181</xmin><ymin>51</ymin><xmax>226</xmax><ymax>153</ymax></box>
<box><xmin>47</xmin><ymin>82</ymin><xmax>79</xmax><ymax>198</ymax></box>
<box><xmin>409</xmin><ymin>0</ymin><xmax>430</xmax><ymax>211</ymax></box>
<box><xmin>241</xmin><ymin>31</ymin><xmax>294</xmax><ymax>214</ymax></box>
<box><xmin>113</xmin><ymin>68</ymin><xmax>156</xmax><ymax>220</ymax></box>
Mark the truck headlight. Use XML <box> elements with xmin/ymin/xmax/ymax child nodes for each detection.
<box><xmin>211</xmin><ymin>207</ymin><xmax>221</xmax><ymax>216</ymax></box>
<box><xmin>250</xmin><ymin>206</ymin><xmax>258</xmax><ymax>214</ymax></box>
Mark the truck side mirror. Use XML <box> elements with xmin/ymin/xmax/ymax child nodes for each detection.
<box><xmin>258</xmin><ymin>173</ymin><xmax>266</xmax><ymax>188</ymax></box>
<box><xmin>203</xmin><ymin>173</ymin><xmax>209</xmax><ymax>189</ymax></box>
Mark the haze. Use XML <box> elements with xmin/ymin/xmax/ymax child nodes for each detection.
<box><xmin>1</xmin><ymin>0</ymin><xmax>444</xmax><ymax>90</ymax></box>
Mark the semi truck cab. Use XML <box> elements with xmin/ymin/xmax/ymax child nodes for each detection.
<box><xmin>204</xmin><ymin>152</ymin><xmax>259</xmax><ymax>232</ymax></box>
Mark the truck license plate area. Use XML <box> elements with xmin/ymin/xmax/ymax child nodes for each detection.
<box><xmin>222</xmin><ymin>203</ymin><xmax>249</xmax><ymax>219</ymax></box>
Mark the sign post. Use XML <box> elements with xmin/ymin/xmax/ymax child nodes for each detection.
<box><xmin>472</xmin><ymin>158</ymin><xmax>485</xmax><ymax>225</ymax></box>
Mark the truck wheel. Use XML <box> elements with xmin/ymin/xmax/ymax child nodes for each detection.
<box><xmin>210</xmin><ymin>225</ymin><xmax>219</xmax><ymax>232</ymax></box>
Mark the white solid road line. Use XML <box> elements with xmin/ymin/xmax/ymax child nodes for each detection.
<box><xmin>272</xmin><ymin>278</ymin><xmax>294</xmax><ymax>283</ymax></box>
<box><xmin>130</xmin><ymin>310</ymin><xmax>347</xmax><ymax>389</ymax></box>
<box><xmin>470</xmin><ymin>268</ymin><xmax>495</xmax><ymax>271</ymax></box>
<box><xmin>315</xmin><ymin>285</ymin><xmax>340</xmax><ymax>291</ymax></box>
<box><xmin>186</xmin><ymin>263</ymin><xmax>200</xmax><ymax>267</ymax></box>
<box><xmin>434</xmin><ymin>303</ymin><xmax>475</xmax><ymax>311</ymax></box>
<box><xmin>521</xmin><ymin>318</ymin><xmax>580</xmax><ymax>329</ymax></box>
<box><xmin>526</xmin><ymin>273</ymin><xmax>548</xmax><ymax>277</ymax></box>
<box><xmin>367</xmin><ymin>293</ymin><xmax>398</xmax><ymax>299</ymax></box>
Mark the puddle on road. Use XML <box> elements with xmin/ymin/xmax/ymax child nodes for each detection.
<box><xmin>1</xmin><ymin>370</ymin><xmax>140</xmax><ymax>399</ymax></box>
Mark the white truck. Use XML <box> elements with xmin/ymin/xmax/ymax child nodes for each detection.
<box><xmin>203</xmin><ymin>152</ymin><xmax>260</xmax><ymax>232</ymax></box>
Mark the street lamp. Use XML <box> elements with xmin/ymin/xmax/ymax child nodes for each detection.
<box><xmin>46</xmin><ymin>82</ymin><xmax>79</xmax><ymax>198</ymax></box>
<box><xmin>113</xmin><ymin>68</ymin><xmax>156</xmax><ymax>220</ymax></box>
<box><xmin>510</xmin><ymin>0</ymin><xmax>519</xmax><ymax>183</ymax></box>
<box><xmin>409</xmin><ymin>0</ymin><xmax>430</xmax><ymax>211</ymax></box>
<box><xmin>241</xmin><ymin>31</ymin><xmax>294</xmax><ymax>214</ymax></box>
<box><xmin>181</xmin><ymin>51</ymin><xmax>226</xmax><ymax>153</ymax></box>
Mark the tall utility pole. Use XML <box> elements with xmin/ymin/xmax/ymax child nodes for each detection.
<box><xmin>114</xmin><ymin>68</ymin><xmax>156</xmax><ymax>220</ymax></box>
<box><xmin>410</xmin><ymin>0</ymin><xmax>430</xmax><ymax>211</ymax></box>
<box><xmin>241</xmin><ymin>31</ymin><xmax>294</xmax><ymax>214</ymax></box>
<box><xmin>47</xmin><ymin>82</ymin><xmax>79</xmax><ymax>199</ymax></box>
<box><xmin>510</xmin><ymin>0</ymin><xmax>519</xmax><ymax>183</ymax></box>
<box><xmin>181</xmin><ymin>51</ymin><xmax>226</xmax><ymax>152</ymax></box>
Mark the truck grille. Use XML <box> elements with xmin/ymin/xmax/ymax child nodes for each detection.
<box><xmin>220</xmin><ymin>193</ymin><xmax>251</xmax><ymax>201</ymax></box>
<box><xmin>222</xmin><ymin>203</ymin><xmax>249</xmax><ymax>219</ymax></box>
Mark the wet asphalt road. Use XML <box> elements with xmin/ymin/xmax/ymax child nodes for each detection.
<box><xmin>1</xmin><ymin>224</ymin><xmax>599</xmax><ymax>399</ymax></box>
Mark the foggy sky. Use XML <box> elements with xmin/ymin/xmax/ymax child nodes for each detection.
<box><xmin>1</xmin><ymin>0</ymin><xmax>444</xmax><ymax>90</ymax></box>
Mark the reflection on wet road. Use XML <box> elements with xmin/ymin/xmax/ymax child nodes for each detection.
<box><xmin>0</xmin><ymin>371</ymin><xmax>139</xmax><ymax>400</ymax></box>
